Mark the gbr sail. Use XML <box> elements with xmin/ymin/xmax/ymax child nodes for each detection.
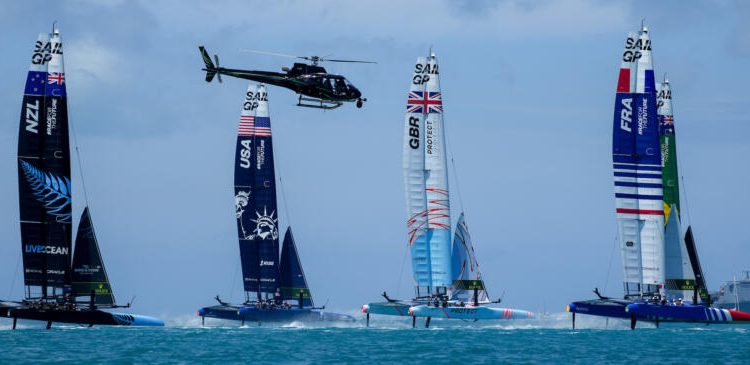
<box><xmin>450</xmin><ymin>213</ymin><xmax>488</xmax><ymax>303</ymax></box>
<box><xmin>612</xmin><ymin>27</ymin><xmax>665</xmax><ymax>296</ymax></box>
<box><xmin>17</xmin><ymin>29</ymin><xmax>72</xmax><ymax>295</ymax></box>
<box><xmin>234</xmin><ymin>84</ymin><xmax>280</xmax><ymax>299</ymax></box>
<box><xmin>404</xmin><ymin>51</ymin><xmax>451</xmax><ymax>293</ymax></box>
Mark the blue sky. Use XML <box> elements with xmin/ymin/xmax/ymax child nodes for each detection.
<box><xmin>0</xmin><ymin>0</ymin><xmax>748</xmax><ymax>318</ymax></box>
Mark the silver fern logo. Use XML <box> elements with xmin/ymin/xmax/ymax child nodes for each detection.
<box><xmin>250</xmin><ymin>206</ymin><xmax>278</xmax><ymax>240</ymax></box>
<box><xmin>19</xmin><ymin>160</ymin><xmax>71</xmax><ymax>222</ymax></box>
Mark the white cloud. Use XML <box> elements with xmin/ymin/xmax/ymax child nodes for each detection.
<box><xmin>64</xmin><ymin>37</ymin><xmax>126</xmax><ymax>90</ymax></box>
<box><xmin>139</xmin><ymin>0</ymin><xmax>630</xmax><ymax>41</ymax></box>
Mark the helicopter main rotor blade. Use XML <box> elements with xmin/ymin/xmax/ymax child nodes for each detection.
<box><xmin>240</xmin><ymin>49</ymin><xmax>304</xmax><ymax>60</ymax></box>
<box><xmin>320</xmin><ymin>58</ymin><xmax>377</xmax><ymax>64</ymax></box>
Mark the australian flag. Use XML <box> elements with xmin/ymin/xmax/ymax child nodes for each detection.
<box><xmin>24</xmin><ymin>71</ymin><xmax>46</xmax><ymax>96</ymax></box>
<box><xmin>659</xmin><ymin>115</ymin><xmax>674</xmax><ymax>135</ymax></box>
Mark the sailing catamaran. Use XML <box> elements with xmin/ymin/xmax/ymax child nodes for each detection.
<box><xmin>0</xmin><ymin>26</ymin><xmax>163</xmax><ymax>329</ymax></box>
<box><xmin>362</xmin><ymin>50</ymin><xmax>533</xmax><ymax>327</ymax></box>
<box><xmin>197</xmin><ymin>83</ymin><xmax>353</xmax><ymax>325</ymax></box>
<box><xmin>567</xmin><ymin>25</ymin><xmax>750</xmax><ymax>328</ymax></box>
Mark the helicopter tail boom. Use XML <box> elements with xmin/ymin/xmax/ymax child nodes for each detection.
<box><xmin>198</xmin><ymin>46</ymin><xmax>218</xmax><ymax>82</ymax></box>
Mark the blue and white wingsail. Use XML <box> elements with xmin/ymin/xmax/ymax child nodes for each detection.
<box><xmin>450</xmin><ymin>213</ymin><xmax>488</xmax><ymax>303</ymax></box>
<box><xmin>422</xmin><ymin>51</ymin><xmax>452</xmax><ymax>289</ymax></box>
<box><xmin>404</xmin><ymin>56</ymin><xmax>431</xmax><ymax>289</ymax></box>
<box><xmin>403</xmin><ymin>51</ymin><xmax>451</xmax><ymax>293</ymax></box>
<box><xmin>612</xmin><ymin>26</ymin><xmax>665</xmax><ymax>296</ymax></box>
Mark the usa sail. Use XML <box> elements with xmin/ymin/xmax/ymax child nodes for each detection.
<box><xmin>1</xmin><ymin>25</ymin><xmax>163</xmax><ymax>328</ymax></box>
<box><xmin>235</xmin><ymin>83</ymin><xmax>281</xmax><ymax>299</ymax></box>
<box><xmin>279</xmin><ymin>228</ymin><xmax>313</xmax><ymax>307</ymax></box>
<box><xmin>198</xmin><ymin>82</ymin><xmax>353</xmax><ymax>324</ymax></box>
<box><xmin>612</xmin><ymin>27</ymin><xmax>665</xmax><ymax>296</ymax></box>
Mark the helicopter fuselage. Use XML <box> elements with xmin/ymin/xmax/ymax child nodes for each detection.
<box><xmin>210</xmin><ymin>67</ymin><xmax>362</xmax><ymax>103</ymax></box>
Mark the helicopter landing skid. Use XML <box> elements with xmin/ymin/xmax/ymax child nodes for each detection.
<box><xmin>297</xmin><ymin>95</ymin><xmax>343</xmax><ymax>110</ymax></box>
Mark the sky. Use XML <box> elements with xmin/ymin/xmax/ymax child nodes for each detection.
<box><xmin>0</xmin><ymin>0</ymin><xmax>749</xmax><ymax>320</ymax></box>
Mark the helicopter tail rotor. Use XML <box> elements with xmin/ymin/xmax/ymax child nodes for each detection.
<box><xmin>198</xmin><ymin>46</ymin><xmax>220</xmax><ymax>83</ymax></box>
<box><xmin>213</xmin><ymin>54</ymin><xmax>222</xmax><ymax>83</ymax></box>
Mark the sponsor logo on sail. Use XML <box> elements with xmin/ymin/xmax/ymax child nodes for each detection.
<box><xmin>47</xmin><ymin>98</ymin><xmax>58</xmax><ymax>135</ymax></box>
<box><xmin>25</xmin><ymin>244</ymin><xmax>69</xmax><ymax>255</ymax></box>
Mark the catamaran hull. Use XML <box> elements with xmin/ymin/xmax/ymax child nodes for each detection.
<box><xmin>2</xmin><ymin>306</ymin><xmax>163</xmax><ymax>327</ymax></box>
<box><xmin>567</xmin><ymin>299</ymin><xmax>633</xmax><ymax>319</ymax></box>
<box><xmin>198</xmin><ymin>305</ymin><xmax>355</xmax><ymax>324</ymax></box>
<box><xmin>408</xmin><ymin>305</ymin><xmax>533</xmax><ymax>320</ymax></box>
<box><xmin>626</xmin><ymin>303</ymin><xmax>750</xmax><ymax>324</ymax></box>
<box><xmin>361</xmin><ymin>302</ymin><xmax>413</xmax><ymax>317</ymax></box>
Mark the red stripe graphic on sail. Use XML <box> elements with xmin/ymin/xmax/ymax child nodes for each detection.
<box><xmin>616</xmin><ymin>208</ymin><xmax>663</xmax><ymax>215</ymax></box>
<box><xmin>616</xmin><ymin>68</ymin><xmax>630</xmax><ymax>93</ymax></box>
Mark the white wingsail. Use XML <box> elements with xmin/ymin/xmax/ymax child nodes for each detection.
<box><xmin>422</xmin><ymin>51</ymin><xmax>452</xmax><ymax>289</ymax></box>
<box><xmin>613</xmin><ymin>26</ymin><xmax>665</xmax><ymax>296</ymax></box>
<box><xmin>404</xmin><ymin>56</ymin><xmax>431</xmax><ymax>288</ymax></box>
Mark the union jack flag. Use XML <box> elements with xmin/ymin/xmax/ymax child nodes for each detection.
<box><xmin>662</xmin><ymin>115</ymin><xmax>674</xmax><ymax>125</ymax></box>
<box><xmin>406</xmin><ymin>91</ymin><xmax>442</xmax><ymax>114</ymax></box>
<box><xmin>47</xmin><ymin>72</ymin><xmax>65</xmax><ymax>85</ymax></box>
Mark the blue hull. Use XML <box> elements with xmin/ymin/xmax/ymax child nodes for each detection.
<box><xmin>567</xmin><ymin>299</ymin><xmax>635</xmax><ymax>319</ymax></box>
<box><xmin>198</xmin><ymin>304</ymin><xmax>354</xmax><ymax>324</ymax></box>
<box><xmin>626</xmin><ymin>303</ymin><xmax>750</xmax><ymax>324</ymax></box>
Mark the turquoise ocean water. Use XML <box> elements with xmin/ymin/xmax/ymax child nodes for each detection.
<box><xmin>2</xmin><ymin>314</ymin><xmax>749</xmax><ymax>364</ymax></box>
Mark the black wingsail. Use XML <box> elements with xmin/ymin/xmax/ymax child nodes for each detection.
<box><xmin>234</xmin><ymin>84</ymin><xmax>280</xmax><ymax>300</ymax></box>
<box><xmin>70</xmin><ymin>207</ymin><xmax>115</xmax><ymax>305</ymax></box>
<box><xmin>279</xmin><ymin>227</ymin><xmax>313</xmax><ymax>307</ymax></box>
<box><xmin>17</xmin><ymin>30</ymin><xmax>72</xmax><ymax>297</ymax></box>
<box><xmin>684</xmin><ymin>226</ymin><xmax>709</xmax><ymax>302</ymax></box>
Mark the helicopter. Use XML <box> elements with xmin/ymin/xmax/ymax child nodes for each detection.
<box><xmin>199</xmin><ymin>46</ymin><xmax>375</xmax><ymax>110</ymax></box>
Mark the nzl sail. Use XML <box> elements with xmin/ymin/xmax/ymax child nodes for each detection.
<box><xmin>17</xmin><ymin>29</ymin><xmax>72</xmax><ymax>298</ymax></box>
<box><xmin>658</xmin><ymin>78</ymin><xmax>708</xmax><ymax>302</ymax></box>
<box><xmin>234</xmin><ymin>83</ymin><xmax>280</xmax><ymax>300</ymax></box>
<box><xmin>404</xmin><ymin>51</ymin><xmax>451</xmax><ymax>295</ymax></box>
<box><xmin>612</xmin><ymin>26</ymin><xmax>665</xmax><ymax>297</ymax></box>
<box><xmin>71</xmin><ymin>207</ymin><xmax>115</xmax><ymax>305</ymax></box>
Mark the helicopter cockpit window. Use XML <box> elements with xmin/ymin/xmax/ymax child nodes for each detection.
<box><xmin>334</xmin><ymin>78</ymin><xmax>348</xmax><ymax>95</ymax></box>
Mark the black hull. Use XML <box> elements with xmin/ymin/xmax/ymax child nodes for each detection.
<box><xmin>1</xmin><ymin>302</ymin><xmax>164</xmax><ymax>327</ymax></box>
